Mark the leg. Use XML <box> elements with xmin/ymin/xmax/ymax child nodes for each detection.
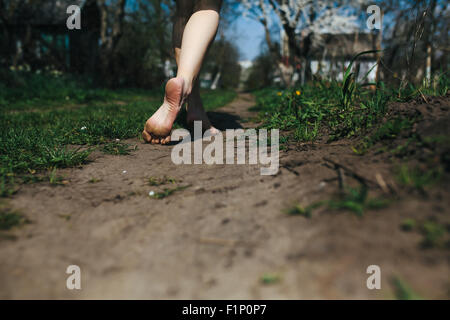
<box><xmin>176</xmin><ymin>10</ymin><xmax>220</xmax><ymax>96</ymax></box>
<box><xmin>143</xmin><ymin>9</ymin><xmax>220</xmax><ymax>144</ymax></box>
<box><xmin>174</xmin><ymin>48</ymin><xmax>219</xmax><ymax>134</ymax></box>
<box><xmin>186</xmin><ymin>78</ymin><xmax>219</xmax><ymax>134</ymax></box>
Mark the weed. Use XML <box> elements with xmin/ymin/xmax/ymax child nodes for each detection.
<box><xmin>286</xmin><ymin>202</ymin><xmax>325</xmax><ymax>218</ymax></box>
<box><xmin>149</xmin><ymin>185</ymin><xmax>190</xmax><ymax>199</ymax></box>
<box><xmin>287</xmin><ymin>186</ymin><xmax>389</xmax><ymax>217</ymax></box>
<box><xmin>396</xmin><ymin>165</ymin><xmax>442</xmax><ymax>193</ymax></box>
<box><xmin>0</xmin><ymin>208</ymin><xmax>29</xmax><ymax>230</ymax></box>
<box><xmin>101</xmin><ymin>141</ymin><xmax>135</xmax><ymax>155</ymax></box>
<box><xmin>391</xmin><ymin>277</ymin><xmax>422</xmax><ymax>300</ymax></box>
<box><xmin>148</xmin><ymin>176</ymin><xmax>179</xmax><ymax>186</ymax></box>
<box><xmin>327</xmin><ymin>186</ymin><xmax>389</xmax><ymax>216</ymax></box>
<box><xmin>420</xmin><ymin>221</ymin><xmax>446</xmax><ymax>249</ymax></box>
<box><xmin>400</xmin><ymin>219</ymin><xmax>416</xmax><ymax>232</ymax></box>
<box><xmin>260</xmin><ymin>273</ymin><xmax>281</xmax><ymax>285</ymax></box>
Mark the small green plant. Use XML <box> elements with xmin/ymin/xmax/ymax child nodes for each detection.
<box><xmin>391</xmin><ymin>277</ymin><xmax>422</xmax><ymax>300</ymax></box>
<box><xmin>101</xmin><ymin>141</ymin><xmax>135</xmax><ymax>155</ymax></box>
<box><xmin>327</xmin><ymin>186</ymin><xmax>389</xmax><ymax>216</ymax></box>
<box><xmin>400</xmin><ymin>219</ymin><xmax>416</xmax><ymax>232</ymax></box>
<box><xmin>397</xmin><ymin>165</ymin><xmax>442</xmax><ymax>193</ymax></box>
<box><xmin>0</xmin><ymin>208</ymin><xmax>29</xmax><ymax>230</ymax></box>
<box><xmin>48</xmin><ymin>167</ymin><xmax>64</xmax><ymax>185</ymax></box>
<box><xmin>149</xmin><ymin>185</ymin><xmax>190</xmax><ymax>199</ymax></box>
<box><xmin>354</xmin><ymin>116</ymin><xmax>415</xmax><ymax>154</ymax></box>
<box><xmin>286</xmin><ymin>202</ymin><xmax>325</xmax><ymax>218</ymax></box>
<box><xmin>420</xmin><ymin>221</ymin><xmax>446</xmax><ymax>249</ymax></box>
<box><xmin>340</xmin><ymin>50</ymin><xmax>379</xmax><ymax>110</ymax></box>
<box><xmin>148</xmin><ymin>176</ymin><xmax>179</xmax><ymax>186</ymax></box>
<box><xmin>260</xmin><ymin>273</ymin><xmax>281</xmax><ymax>285</ymax></box>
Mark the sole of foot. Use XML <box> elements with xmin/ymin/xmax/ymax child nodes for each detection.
<box><xmin>142</xmin><ymin>77</ymin><xmax>184</xmax><ymax>145</ymax></box>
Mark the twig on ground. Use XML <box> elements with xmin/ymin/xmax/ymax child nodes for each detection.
<box><xmin>375</xmin><ymin>172</ymin><xmax>389</xmax><ymax>194</ymax></box>
<box><xmin>323</xmin><ymin>157</ymin><xmax>377</xmax><ymax>187</ymax></box>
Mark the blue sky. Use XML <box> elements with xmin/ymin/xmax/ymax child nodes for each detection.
<box><xmin>225</xmin><ymin>15</ymin><xmax>266</xmax><ymax>61</ymax></box>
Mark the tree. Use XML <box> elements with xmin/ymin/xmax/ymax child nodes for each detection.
<box><xmin>241</xmin><ymin>0</ymin><xmax>370</xmax><ymax>85</ymax></box>
<box><xmin>378</xmin><ymin>0</ymin><xmax>448</xmax><ymax>85</ymax></box>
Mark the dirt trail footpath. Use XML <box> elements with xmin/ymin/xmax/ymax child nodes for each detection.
<box><xmin>0</xmin><ymin>93</ymin><xmax>448</xmax><ymax>299</ymax></box>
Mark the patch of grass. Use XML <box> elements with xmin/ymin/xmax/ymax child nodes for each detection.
<box><xmin>327</xmin><ymin>186</ymin><xmax>389</xmax><ymax>216</ymax></box>
<box><xmin>148</xmin><ymin>176</ymin><xmax>179</xmax><ymax>186</ymax></box>
<box><xmin>260</xmin><ymin>273</ymin><xmax>281</xmax><ymax>285</ymax></box>
<box><xmin>396</xmin><ymin>165</ymin><xmax>442</xmax><ymax>193</ymax></box>
<box><xmin>48</xmin><ymin>168</ymin><xmax>66</xmax><ymax>185</ymax></box>
<box><xmin>400</xmin><ymin>217</ymin><xmax>449</xmax><ymax>249</ymax></box>
<box><xmin>420</xmin><ymin>221</ymin><xmax>446</xmax><ymax>249</ymax></box>
<box><xmin>0</xmin><ymin>72</ymin><xmax>234</xmax><ymax>194</ymax></box>
<box><xmin>101</xmin><ymin>141</ymin><xmax>136</xmax><ymax>155</ymax></box>
<box><xmin>149</xmin><ymin>185</ymin><xmax>190</xmax><ymax>199</ymax></box>
<box><xmin>0</xmin><ymin>208</ymin><xmax>29</xmax><ymax>230</ymax></box>
<box><xmin>57</xmin><ymin>213</ymin><xmax>71</xmax><ymax>221</ymax></box>
<box><xmin>391</xmin><ymin>277</ymin><xmax>423</xmax><ymax>300</ymax></box>
<box><xmin>252</xmin><ymin>72</ymin><xmax>448</xmax><ymax>148</ymax></box>
<box><xmin>400</xmin><ymin>218</ymin><xmax>416</xmax><ymax>232</ymax></box>
<box><xmin>88</xmin><ymin>177</ymin><xmax>102</xmax><ymax>183</ymax></box>
<box><xmin>287</xmin><ymin>186</ymin><xmax>389</xmax><ymax>217</ymax></box>
<box><xmin>286</xmin><ymin>202</ymin><xmax>325</xmax><ymax>218</ymax></box>
<box><xmin>354</xmin><ymin>117</ymin><xmax>415</xmax><ymax>154</ymax></box>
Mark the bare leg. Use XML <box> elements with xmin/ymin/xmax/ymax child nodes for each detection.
<box><xmin>174</xmin><ymin>48</ymin><xmax>219</xmax><ymax>134</ymax></box>
<box><xmin>143</xmin><ymin>10</ymin><xmax>219</xmax><ymax>144</ymax></box>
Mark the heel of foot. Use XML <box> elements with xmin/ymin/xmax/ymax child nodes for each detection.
<box><xmin>165</xmin><ymin>77</ymin><xmax>185</xmax><ymax>107</ymax></box>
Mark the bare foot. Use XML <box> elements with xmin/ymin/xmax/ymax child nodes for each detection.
<box><xmin>186</xmin><ymin>94</ymin><xmax>220</xmax><ymax>136</ymax></box>
<box><xmin>142</xmin><ymin>77</ymin><xmax>184</xmax><ymax>144</ymax></box>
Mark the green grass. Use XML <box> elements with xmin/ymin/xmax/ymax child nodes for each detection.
<box><xmin>391</xmin><ymin>277</ymin><xmax>423</xmax><ymax>300</ymax></box>
<box><xmin>148</xmin><ymin>175</ymin><xmax>179</xmax><ymax>186</ymax></box>
<box><xmin>396</xmin><ymin>165</ymin><xmax>442</xmax><ymax>193</ymax></box>
<box><xmin>149</xmin><ymin>185</ymin><xmax>190</xmax><ymax>199</ymax></box>
<box><xmin>260</xmin><ymin>273</ymin><xmax>281</xmax><ymax>285</ymax></box>
<box><xmin>0</xmin><ymin>207</ymin><xmax>29</xmax><ymax>230</ymax></box>
<box><xmin>327</xmin><ymin>187</ymin><xmax>389</xmax><ymax>216</ymax></box>
<box><xmin>354</xmin><ymin>116</ymin><xmax>416</xmax><ymax>154</ymax></box>
<box><xmin>101</xmin><ymin>141</ymin><xmax>137</xmax><ymax>155</ymax></box>
<box><xmin>287</xmin><ymin>186</ymin><xmax>389</xmax><ymax>217</ymax></box>
<box><xmin>0</xmin><ymin>71</ymin><xmax>236</xmax><ymax>197</ymax></box>
<box><xmin>420</xmin><ymin>221</ymin><xmax>447</xmax><ymax>249</ymax></box>
<box><xmin>252</xmin><ymin>73</ymin><xmax>448</xmax><ymax>146</ymax></box>
<box><xmin>399</xmin><ymin>217</ymin><xmax>449</xmax><ymax>249</ymax></box>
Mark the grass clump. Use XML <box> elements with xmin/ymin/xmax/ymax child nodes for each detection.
<box><xmin>391</xmin><ymin>277</ymin><xmax>422</xmax><ymax>300</ymax></box>
<box><xmin>327</xmin><ymin>186</ymin><xmax>389</xmax><ymax>216</ymax></box>
<box><xmin>287</xmin><ymin>186</ymin><xmax>389</xmax><ymax>217</ymax></box>
<box><xmin>396</xmin><ymin>165</ymin><xmax>442</xmax><ymax>193</ymax></box>
<box><xmin>148</xmin><ymin>176</ymin><xmax>179</xmax><ymax>186</ymax></box>
<box><xmin>0</xmin><ymin>207</ymin><xmax>29</xmax><ymax>231</ymax></box>
<box><xmin>149</xmin><ymin>185</ymin><xmax>190</xmax><ymax>199</ymax></box>
<box><xmin>101</xmin><ymin>141</ymin><xmax>136</xmax><ymax>155</ymax></box>
<box><xmin>400</xmin><ymin>218</ymin><xmax>416</xmax><ymax>232</ymax></box>
<box><xmin>260</xmin><ymin>273</ymin><xmax>281</xmax><ymax>285</ymax></box>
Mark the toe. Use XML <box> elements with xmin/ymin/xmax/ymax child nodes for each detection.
<box><xmin>162</xmin><ymin>136</ymin><xmax>171</xmax><ymax>145</ymax></box>
<box><xmin>142</xmin><ymin>130</ymin><xmax>152</xmax><ymax>143</ymax></box>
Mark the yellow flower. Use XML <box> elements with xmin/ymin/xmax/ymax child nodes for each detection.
<box><xmin>295</xmin><ymin>90</ymin><xmax>301</xmax><ymax>96</ymax></box>
<box><xmin>277</xmin><ymin>92</ymin><xmax>282</xmax><ymax>96</ymax></box>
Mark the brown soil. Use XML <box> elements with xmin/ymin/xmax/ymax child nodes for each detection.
<box><xmin>0</xmin><ymin>93</ymin><xmax>448</xmax><ymax>299</ymax></box>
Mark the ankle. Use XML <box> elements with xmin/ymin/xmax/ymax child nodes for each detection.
<box><xmin>177</xmin><ymin>75</ymin><xmax>193</xmax><ymax>98</ymax></box>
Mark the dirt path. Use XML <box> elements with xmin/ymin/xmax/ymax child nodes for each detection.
<box><xmin>0</xmin><ymin>93</ymin><xmax>448</xmax><ymax>299</ymax></box>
